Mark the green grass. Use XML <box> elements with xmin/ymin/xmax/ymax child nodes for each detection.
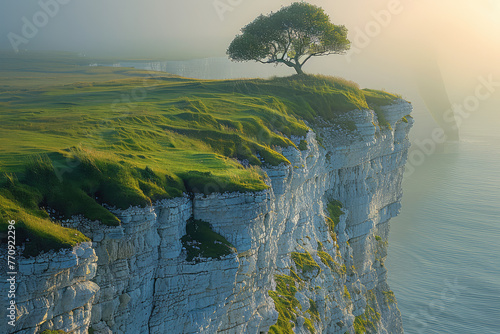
<box><xmin>353</xmin><ymin>290</ymin><xmax>381</xmax><ymax>334</ymax></box>
<box><xmin>316</xmin><ymin>250</ymin><xmax>345</xmax><ymax>276</ymax></box>
<box><xmin>317</xmin><ymin>250</ymin><xmax>335</xmax><ymax>270</ymax></box>
<box><xmin>325</xmin><ymin>199</ymin><xmax>343</xmax><ymax>242</ymax></box>
<box><xmin>382</xmin><ymin>290</ymin><xmax>397</xmax><ymax>306</ymax></box>
<box><xmin>362</xmin><ymin>88</ymin><xmax>401</xmax><ymax>107</ymax></box>
<box><xmin>0</xmin><ymin>52</ymin><xmax>400</xmax><ymax>256</ymax></box>
<box><xmin>268</xmin><ymin>271</ymin><xmax>318</xmax><ymax>334</ymax></box>
<box><xmin>326</xmin><ymin>200</ymin><xmax>343</xmax><ymax>227</ymax></box>
<box><xmin>0</xmin><ymin>187</ymin><xmax>89</xmax><ymax>257</ymax></box>
<box><xmin>362</xmin><ymin>89</ymin><xmax>402</xmax><ymax>129</ymax></box>
<box><xmin>0</xmin><ymin>50</ymin><xmax>161</xmax><ymax>90</ymax></box>
<box><xmin>298</xmin><ymin>140</ymin><xmax>308</xmax><ymax>151</ymax></box>
<box><xmin>181</xmin><ymin>218</ymin><xmax>236</xmax><ymax>261</ymax></box>
<box><xmin>291</xmin><ymin>251</ymin><xmax>321</xmax><ymax>278</ymax></box>
<box><xmin>401</xmin><ymin>114</ymin><xmax>412</xmax><ymax>124</ymax></box>
<box><xmin>307</xmin><ymin>298</ymin><xmax>320</xmax><ymax>323</ymax></box>
<box><xmin>344</xmin><ymin>286</ymin><xmax>351</xmax><ymax>300</ymax></box>
<box><xmin>372</xmin><ymin>106</ymin><xmax>392</xmax><ymax>129</ymax></box>
<box><xmin>268</xmin><ymin>274</ymin><xmax>301</xmax><ymax>334</ymax></box>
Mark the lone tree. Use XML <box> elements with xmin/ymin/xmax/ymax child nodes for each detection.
<box><xmin>227</xmin><ymin>2</ymin><xmax>350</xmax><ymax>75</ymax></box>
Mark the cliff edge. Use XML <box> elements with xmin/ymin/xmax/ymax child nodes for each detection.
<box><xmin>1</xmin><ymin>97</ymin><xmax>413</xmax><ymax>333</ymax></box>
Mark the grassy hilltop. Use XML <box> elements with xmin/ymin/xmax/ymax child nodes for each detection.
<box><xmin>0</xmin><ymin>52</ymin><xmax>400</xmax><ymax>255</ymax></box>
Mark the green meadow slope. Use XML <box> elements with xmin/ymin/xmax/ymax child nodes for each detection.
<box><xmin>0</xmin><ymin>53</ymin><xmax>400</xmax><ymax>256</ymax></box>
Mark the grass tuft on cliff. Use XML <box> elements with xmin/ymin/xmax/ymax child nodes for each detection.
<box><xmin>0</xmin><ymin>183</ymin><xmax>89</xmax><ymax>257</ymax></box>
<box><xmin>291</xmin><ymin>250</ymin><xmax>321</xmax><ymax>278</ymax></box>
<box><xmin>363</xmin><ymin>89</ymin><xmax>402</xmax><ymax>129</ymax></box>
<box><xmin>0</xmin><ymin>53</ymin><xmax>402</xmax><ymax>256</ymax></box>
<box><xmin>268</xmin><ymin>271</ymin><xmax>318</xmax><ymax>334</ymax></box>
<box><xmin>382</xmin><ymin>290</ymin><xmax>397</xmax><ymax>306</ymax></box>
<box><xmin>353</xmin><ymin>290</ymin><xmax>381</xmax><ymax>334</ymax></box>
<box><xmin>325</xmin><ymin>199</ymin><xmax>344</xmax><ymax>242</ymax></box>
<box><xmin>268</xmin><ymin>274</ymin><xmax>301</xmax><ymax>334</ymax></box>
<box><xmin>268</xmin><ymin>250</ymin><xmax>325</xmax><ymax>333</ymax></box>
<box><xmin>181</xmin><ymin>218</ymin><xmax>236</xmax><ymax>261</ymax></box>
<box><xmin>326</xmin><ymin>199</ymin><xmax>343</xmax><ymax>228</ymax></box>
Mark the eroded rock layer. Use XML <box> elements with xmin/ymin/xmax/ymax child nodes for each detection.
<box><xmin>2</xmin><ymin>100</ymin><xmax>413</xmax><ymax>334</ymax></box>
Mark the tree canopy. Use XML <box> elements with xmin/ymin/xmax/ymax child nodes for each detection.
<box><xmin>227</xmin><ymin>2</ymin><xmax>350</xmax><ymax>74</ymax></box>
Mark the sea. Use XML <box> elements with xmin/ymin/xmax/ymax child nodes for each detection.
<box><xmin>386</xmin><ymin>118</ymin><xmax>500</xmax><ymax>333</ymax></box>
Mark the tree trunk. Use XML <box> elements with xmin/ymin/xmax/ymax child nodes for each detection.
<box><xmin>294</xmin><ymin>64</ymin><xmax>304</xmax><ymax>75</ymax></box>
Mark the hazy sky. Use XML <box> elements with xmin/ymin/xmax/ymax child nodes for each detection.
<box><xmin>1</xmin><ymin>0</ymin><xmax>499</xmax><ymax>128</ymax></box>
<box><xmin>1</xmin><ymin>0</ymin><xmax>499</xmax><ymax>60</ymax></box>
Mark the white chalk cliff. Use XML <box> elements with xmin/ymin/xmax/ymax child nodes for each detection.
<box><xmin>1</xmin><ymin>100</ymin><xmax>413</xmax><ymax>334</ymax></box>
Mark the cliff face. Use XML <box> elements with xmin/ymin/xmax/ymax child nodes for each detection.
<box><xmin>1</xmin><ymin>100</ymin><xmax>413</xmax><ymax>334</ymax></box>
<box><xmin>0</xmin><ymin>242</ymin><xmax>98</xmax><ymax>334</ymax></box>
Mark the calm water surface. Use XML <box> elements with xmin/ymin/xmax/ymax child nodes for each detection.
<box><xmin>386</xmin><ymin>121</ymin><xmax>500</xmax><ymax>333</ymax></box>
